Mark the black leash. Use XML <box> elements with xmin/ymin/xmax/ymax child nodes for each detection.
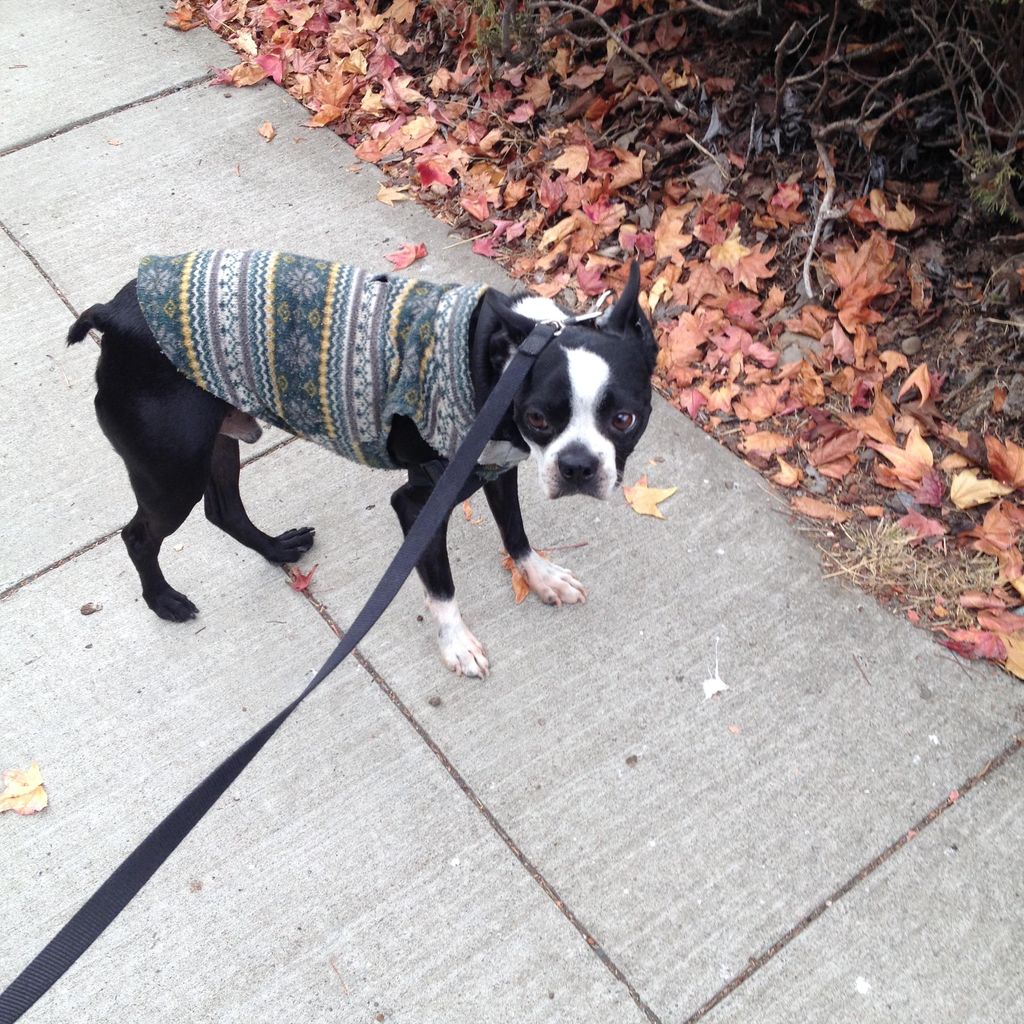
<box><xmin>0</xmin><ymin>322</ymin><xmax>557</xmax><ymax>1024</ymax></box>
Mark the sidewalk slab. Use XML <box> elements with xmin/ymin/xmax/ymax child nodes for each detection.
<box><xmin>705</xmin><ymin>753</ymin><xmax>1024</xmax><ymax>1023</ymax></box>
<box><xmin>0</xmin><ymin>448</ymin><xmax>646</xmax><ymax>1024</ymax></box>
<box><xmin>0</xmin><ymin>80</ymin><xmax>511</xmax><ymax>317</ymax></box>
<box><xmin>0</xmin><ymin>3</ymin><xmax>230</xmax><ymax>152</ymax></box>
<box><xmin>0</xmin><ymin>234</ymin><xmax>125</xmax><ymax>589</ymax></box>
<box><xmin>250</xmin><ymin>408</ymin><xmax>1022</xmax><ymax>1021</ymax></box>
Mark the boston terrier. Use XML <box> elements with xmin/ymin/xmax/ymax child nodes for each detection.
<box><xmin>67</xmin><ymin>251</ymin><xmax>657</xmax><ymax>677</ymax></box>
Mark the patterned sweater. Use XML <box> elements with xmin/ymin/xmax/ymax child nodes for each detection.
<box><xmin>136</xmin><ymin>250</ymin><xmax>497</xmax><ymax>471</ymax></box>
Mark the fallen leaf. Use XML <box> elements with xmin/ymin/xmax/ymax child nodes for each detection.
<box><xmin>708</xmin><ymin>225</ymin><xmax>750</xmax><ymax>273</ymax></box>
<box><xmin>1002</xmin><ymin>634</ymin><xmax>1024</xmax><ymax>679</ymax></box>
<box><xmin>288</xmin><ymin>564</ymin><xmax>319</xmax><ymax>592</ymax></box>
<box><xmin>772</xmin><ymin>456</ymin><xmax>804</xmax><ymax>488</ymax></box>
<box><xmin>623</xmin><ymin>475</ymin><xmax>678</xmax><ymax>519</ymax></box>
<box><xmin>258</xmin><ymin>121</ymin><xmax>276</xmax><ymax>142</ymax></box>
<box><xmin>739</xmin><ymin>430</ymin><xmax>792</xmax><ymax>457</ymax></box>
<box><xmin>552</xmin><ymin>144</ymin><xmax>589</xmax><ymax>180</ymax></box>
<box><xmin>791</xmin><ymin>496</ymin><xmax>851</xmax><ymax>523</ymax></box>
<box><xmin>985</xmin><ymin>436</ymin><xmax>1024</xmax><ymax>490</ymax></box>
<box><xmin>80</xmin><ymin>602</ymin><xmax>103</xmax><ymax>615</ymax></box>
<box><xmin>949</xmin><ymin>470</ymin><xmax>1014</xmax><ymax>510</ymax></box>
<box><xmin>941</xmin><ymin>628</ymin><xmax>1006</xmax><ymax>661</ymax></box>
<box><xmin>500</xmin><ymin>553</ymin><xmax>531</xmax><ymax>604</ymax></box>
<box><xmin>871</xmin><ymin>426</ymin><xmax>933</xmax><ymax>488</ymax></box>
<box><xmin>376</xmin><ymin>183</ymin><xmax>410</xmax><ymax>206</ymax></box>
<box><xmin>384</xmin><ymin>242</ymin><xmax>427</xmax><ymax>269</ymax></box>
<box><xmin>977</xmin><ymin>609</ymin><xmax>1024</xmax><ymax>634</ymax></box>
<box><xmin>898</xmin><ymin>510</ymin><xmax>947</xmax><ymax>544</ymax></box>
<box><xmin>868</xmin><ymin>188</ymin><xmax>916</xmax><ymax>231</ymax></box>
<box><xmin>0</xmin><ymin>763</ymin><xmax>48</xmax><ymax>815</ymax></box>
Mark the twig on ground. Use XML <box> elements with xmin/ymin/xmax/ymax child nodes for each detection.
<box><xmin>803</xmin><ymin>138</ymin><xmax>836</xmax><ymax>299</ymax></box>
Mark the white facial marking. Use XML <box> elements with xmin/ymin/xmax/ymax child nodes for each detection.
<box><xmin>510</xmin><ymin>295</ymin><xmax>570</xmax><ymax>322</ymax></box>
<box><xmin>530</xmin><ymin>348</ymin><xmax>616</xmax><ymax>499</ymax></box>
<box><xmin>516</xmin><ymin>550</ymin><xmax>587</xmax><ymax>606</ymax></box>
<box><xmin>425</xmin><ymin>596</ymin><xmax>489</xmax><ymax>677</ymax></box>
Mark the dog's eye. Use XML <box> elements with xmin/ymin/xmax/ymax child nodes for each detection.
<box><xmin>526</xmin><ymin>410</ymin><xmax>550</xmax><ymax>432</ymax></box>
<box><xmin>611</xmin><ymin>411</ymin><xmax>637</xmax><ymax>432</ymax></box>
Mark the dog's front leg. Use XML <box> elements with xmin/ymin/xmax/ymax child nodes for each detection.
<box><xmin>390</xmin><ymin>480</ymin><xmax>489</xmax><ymax>678</ymax></box>
<box><xmin>483</xmin><ymin>469</ymin><xmax>587</xmax><ymax>607</ymax></box>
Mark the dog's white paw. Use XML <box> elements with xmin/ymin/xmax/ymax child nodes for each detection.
<box><xmin>517</xmin><ymin>550</ymin><xmax>587</xmax><ymax>607</ymax></box>
<box><xmin>426</xmin><ymin>596</ymin><xmax>490</xmax><ymax>678</ymax></box>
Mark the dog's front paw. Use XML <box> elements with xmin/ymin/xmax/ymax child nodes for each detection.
<box><xmin>264</xmin><ymin>526</ymin><xmax>316</xmax><ymax>564</ymax></box>
<box><xmin>517</xmin><ymin>550</ymin><xmax>587</xmax><ymax>607</ymax></box>
<box><xmin>426</xmin><ymin>596</ymin><xmax>489</xmax><ymax>678</ymax></box>
<box><xmin>146</xmin><ymin>586</ymin><xmax>199</xmax><ymax>622</ymax></box>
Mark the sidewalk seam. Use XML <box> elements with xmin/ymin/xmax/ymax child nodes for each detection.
<box><xmin>0</xmin><ymin>219</ymin><xmax>80</xmax><ymax>320</ymax></box>
<box><xmin>0</xmin><ymin>438</ymin><xmax>296</xmax><ymax>603</ymax></box>
<box><xmin>293</xmin><ymin>583</ymin><xmax>665</xmax><ymax>1024</ymax></box>
<box><xmin>0</xmin><ymin>76</ymin><xmax>214</xmax><ymax>159</ymax></box>
<box><xmin>682</xmin><ymin>732</ymin><xmax>1024</xmax><ymax>1023</ymax></box>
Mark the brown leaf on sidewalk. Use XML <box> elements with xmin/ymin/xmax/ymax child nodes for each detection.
<box><xmin>500</xmin><ymin>553</ymin><xmax>532</xmax><ymax>604</ymax></box>
<box><xmin>0</xmin><ymin>763</ymin><xmax>48</xmax><ymax>816</ymax></box>
<box><xmin>623</xmin><ymin>475</ymin><xmax>678</xmax><ymax>519</ymax></box>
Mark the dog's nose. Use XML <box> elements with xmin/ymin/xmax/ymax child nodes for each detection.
<box><xmin>557</xmin><ymin>445</ymin><xmax>599</xmax><ymax>484</ymax></box>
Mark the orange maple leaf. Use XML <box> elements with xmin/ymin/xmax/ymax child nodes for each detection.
<box><xmin>985</xmin><ymin>436</ymin><xmax>1024</xmax><ymax>490</ymax></box>
<box><xmin>707</xmin><ymin>225</ymin><xmax>750</xmax><ymax>272</ymax></box>
<box><xmin>732</xmin><ymin>244</ymin><xmax>776</xmax><ymax>292</ymax></box>
<box><xmin>870</xmin><ymin>425</ymin><xmax>933</xmax><ymax>488</ymax></box>
<box><xmin>623</xmin><ymin>475</ymin><xmax>678</xmax><ymax>519</ymax></box>
<box><xmin>500</xmin><ymin>553</ymin><xmax>532</xmax><ymax>604</ymax></box>
<box><xmin>790</xmin><ymin>496</ymin><xmax>851</xmax><ymax>523</ymax></box>
<box><xmin>826</xmin><ymin>233</ymin><xmax>896</xmax><ymax>331</ymax></box>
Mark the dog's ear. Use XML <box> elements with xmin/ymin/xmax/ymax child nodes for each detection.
<box><xmin>598</xmin><ymin>261</ymin><xmax>641</xmax><ymax>333</ymax></box>
<box><xmin>600</xmin><ymin>262</ymin><xmax>657</xmax><ymax>373</ymax></box>
<box><xmin>480</xmin><ymin>291</ymin><xmax>540</xmax><ymax>377</ymax></box>
<box><xmin>484</xmin><ymin>291</ymin><xmax>538</xmax><ymax>341</ymax></box>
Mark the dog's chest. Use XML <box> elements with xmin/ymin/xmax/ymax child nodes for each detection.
<box><xmin>137</xmin><ymin>250</ymin><xmax>488</xmax><ymax>469</ymax></box>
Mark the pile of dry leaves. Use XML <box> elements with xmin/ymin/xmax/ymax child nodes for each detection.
<box><xmin>167</xmin><ymin>0</ymin><xmax>1024</xmax><ymax>679</ymax></box>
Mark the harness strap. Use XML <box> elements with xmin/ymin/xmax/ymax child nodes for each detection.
<box><xmin>0</xmin><ymin>323</ymin><xmax>556</xmax><ymax>1024</ymax></box>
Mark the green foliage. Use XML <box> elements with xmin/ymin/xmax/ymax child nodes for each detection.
<box><xmin>969</xmin><ymin>148</ymin><xmax>1024</xmax><ymax>224</ymax></box>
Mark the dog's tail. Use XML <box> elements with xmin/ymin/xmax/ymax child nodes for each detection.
<box><xmin>67</xmin><ymin>304</ymin><xmax>114</xmax><ymax>345</ymax></box>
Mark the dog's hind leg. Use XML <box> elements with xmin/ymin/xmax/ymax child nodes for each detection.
<box><xmin>121</xmin><ymin>469</ymin><xmax>206</xmax><ymax>621</ymax></box>
<box><xmin>204</xmin><ymin>434</ymin><xmax>315</xmax><ymax>564</ymax></box>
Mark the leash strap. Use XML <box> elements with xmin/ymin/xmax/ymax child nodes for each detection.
<box><xmin>0</xmin><ymin>323</ymin><xmax>556</xmax><ymax>1024</ymax></box>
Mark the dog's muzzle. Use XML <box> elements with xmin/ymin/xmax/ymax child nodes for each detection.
<box><xmin>549</xmin><ymin>442</ymin><xmax>611</xmax><ymax>499</ymax></box>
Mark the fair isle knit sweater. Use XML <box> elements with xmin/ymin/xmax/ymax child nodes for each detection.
<box><xmin>136</xmin><ymin>250</ymin><xmax>490</xmax><ymax>470</ymax></box>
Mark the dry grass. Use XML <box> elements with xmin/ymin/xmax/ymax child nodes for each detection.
<box><xmin>821</xmin><ymin>521</ymin><xmax>1002</xmax><ymax>629</ymax></box>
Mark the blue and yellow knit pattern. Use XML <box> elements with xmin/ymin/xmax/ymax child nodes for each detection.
<box><xmin>136</xmin><ymin>250</ymin><xmax>487</xmax><ymax>469</ymax></box>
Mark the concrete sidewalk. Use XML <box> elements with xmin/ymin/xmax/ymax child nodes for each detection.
<box><xmin>2</xmin><ymin>6</ymin><xmax>1022</xmax><ymax>1022</ymax></box>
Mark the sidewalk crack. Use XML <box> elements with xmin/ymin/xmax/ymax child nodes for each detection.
<box><xmin>682</xmin><ymin>732</ymin><xmax>1024</xmax><ymax>1023</ymax></box>
<box><xmin>0</xmin><ymin>76</ymin><xmax>213</xmax><ymax>159</ymax></box>
<box><xmin>292</xmin><ymin>586</ymin><xmax>665</xmax><ymax>1024</ymax></box>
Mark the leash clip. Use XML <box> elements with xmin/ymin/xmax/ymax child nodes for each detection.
<box><xmin>570</xmin><ymin>289</ymin><xmax>613</xmax><ymax>325</ymax></box>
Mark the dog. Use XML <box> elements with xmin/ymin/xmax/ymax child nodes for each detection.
<box><xmin>67</xmin><ymin>250</ymin><xmax>657</xmax><ymax>677</ymax></box>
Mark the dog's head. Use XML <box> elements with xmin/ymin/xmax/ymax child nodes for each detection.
<box><xmin>483</xmin><ymin>263</ymin><xmax>657</xmax><ymax>500</ymax></box>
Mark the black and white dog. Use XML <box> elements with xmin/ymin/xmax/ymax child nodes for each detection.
<box><xmin>67</xmin><ymin>257</ymin><xmax>656</xmax><ymax>677</ymax></box>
